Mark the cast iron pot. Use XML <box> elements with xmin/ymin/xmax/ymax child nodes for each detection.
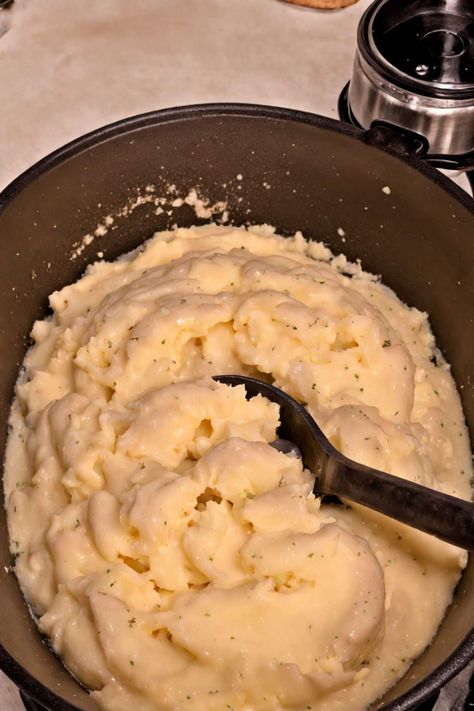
<box><xmin>0</xmin><ymin>104</ymin><xmax>473</xmax><ymax>711</ymax></box>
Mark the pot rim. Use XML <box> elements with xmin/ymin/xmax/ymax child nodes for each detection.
<box><xmin>0</xmin><ymin>102</ymin><xmax>472</xmax><ymax>711</ymax></box>
<box><xmin>1</xmin><ymin>102</ymin><xmax>473</xmax><ymax>216</ymax></box>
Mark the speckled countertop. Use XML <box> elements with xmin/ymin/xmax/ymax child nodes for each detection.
<box><xmin>0</xmin><ymin>1</ymin><xmax>470</xmax><ymax>709</ymax></box>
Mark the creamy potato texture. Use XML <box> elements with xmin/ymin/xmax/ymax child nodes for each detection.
<box><xmin>5</xmin><ymin>225</ymin><xmax>472</xmax><ymax>711</ymax></box>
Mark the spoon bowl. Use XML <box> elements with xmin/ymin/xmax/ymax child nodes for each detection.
<box><xmin>214</xmin><ymin>374</ymin><xmax>474</xmax><ymax>551</ymax></box>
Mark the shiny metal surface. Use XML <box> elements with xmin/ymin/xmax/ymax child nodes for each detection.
<box><xmin>349</xmin><ymin>52</ymin><xmax>474</xmax><ymax>156</ymax></box>
<box><xmin>366</xmin><ymin>0</ymin><xmax>474</xmax><ymax>97</ymax></box>
<box><xmin>348</xmin><ymin>0</ymin><xmax>474</xmax><ymax>158</ymax></box>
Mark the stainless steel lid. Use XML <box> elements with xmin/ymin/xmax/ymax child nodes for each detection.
<box><xmin>346</xmin><ymin>0</ymin><xmax>474</xmax><ymax>160</ymax></box>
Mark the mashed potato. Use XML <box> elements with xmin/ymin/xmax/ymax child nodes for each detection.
<box><xmin>4</xmin><ymin>224</ymin><xmax>472</xmax><ymax>711</ymax></box>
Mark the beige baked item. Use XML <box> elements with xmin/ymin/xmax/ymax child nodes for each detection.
<box><xmin>284</xmin><ymin>0</ymin><xmax>359</xmax><ymax>9</ymax></box>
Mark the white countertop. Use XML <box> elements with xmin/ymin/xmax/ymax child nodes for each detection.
<box><xmin>0</xmin><ymin>1</ymin><xmax>470</xmax><ymax>709</ymax></box>
<box><xmin>0</xmin><ymin>0</ymin><xmax>373</xmax><ymax>193</ymax></box>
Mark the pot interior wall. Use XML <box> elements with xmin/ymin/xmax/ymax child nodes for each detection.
<box><xmin>0</xmin><ymin>108</ymin><xmax>472</xmax><ymax>710</ymax></box>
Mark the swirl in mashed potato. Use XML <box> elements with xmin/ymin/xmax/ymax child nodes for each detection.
<box><xmin>4</xmin><ymin>224</ymin><xmax>472</xmax><ymax>711</ymax></box>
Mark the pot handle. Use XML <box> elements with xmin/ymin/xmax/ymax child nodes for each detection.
<box><xmin>363</xmin><ymin>121</ymin><xmax>428</xmax><ymax>159</ymax></box>
<box><xmin>363</xmin><ymin>121</ymin><xmax>474</xmax><ymax>178</ymax></box>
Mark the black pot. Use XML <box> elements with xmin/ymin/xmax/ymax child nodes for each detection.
<box><xmin>0</xmin><ymin>104</ymin><xmax>472</xmax><ymax>711</ymax></box>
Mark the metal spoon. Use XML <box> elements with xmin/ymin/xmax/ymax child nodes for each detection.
<box><xmin>214</xmin><ymin>374</ymin><xmax>474</xmax><ymax>551</ymax></box>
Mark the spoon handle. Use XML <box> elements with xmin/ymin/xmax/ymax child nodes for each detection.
<box><xmin>273</xmin><ymin>393</ymin><xmax>474</xmax><ymax>551</ymax></box>
<box><xmin>213</xmin><ymin>375</ymin><xmax>474</xmax><ymax>551</ymax></box>
<box><xmin>321</xmin><ymin>456</ymin><xmax>474</xmax><ymax>550</ymax></box>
